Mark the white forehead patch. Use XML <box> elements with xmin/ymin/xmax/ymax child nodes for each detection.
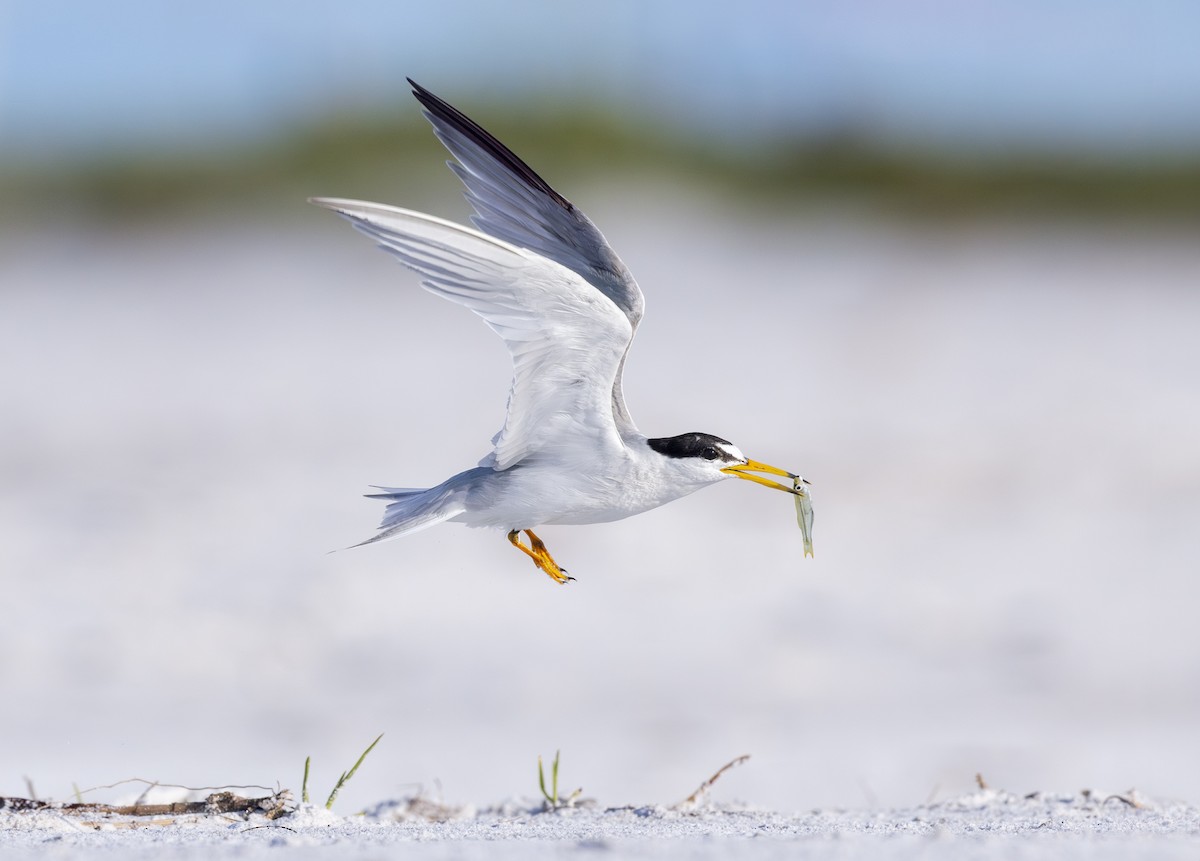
<box><xmin>718</xmin><ymin>442</ymin><xmax>746</xmax><ymax>462</ymax></box>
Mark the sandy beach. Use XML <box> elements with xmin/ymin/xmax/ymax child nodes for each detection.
<box><xmin>4</xmin><ymin>787</ymin><xmax>1200</xmax><ymax>859</ymax></box>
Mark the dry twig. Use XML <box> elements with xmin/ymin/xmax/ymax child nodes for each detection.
<box><xmin>676</xmin><ymin>754</ymin><xmax>751</xmax><ymax>809</ymax></box>
<box><xmin>0</xmin><ymin>790</ymin><xmax>293</xmax><ymax>821</ymax></box>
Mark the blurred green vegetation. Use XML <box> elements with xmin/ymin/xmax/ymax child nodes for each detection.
<box><xmin>3</xmin><ymin>105</ymin><xmax>1199</xmax><ymax>224</ymax></box>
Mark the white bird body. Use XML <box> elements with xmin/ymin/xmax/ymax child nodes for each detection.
<box><xmin>457</xmin><ymin>437</ymin><xmax>748</xmax><ymax>530</ymax></box>
<box><xmin>313</xmin><ymin>80</ymin><xmax>807</xmax><ymax>582</ymax></box>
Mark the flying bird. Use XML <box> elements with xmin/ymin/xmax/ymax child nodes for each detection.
<box><xmin>312</xmin><ymin>79</ymin><xmax>808</xmax><ymax>583</ymax></box>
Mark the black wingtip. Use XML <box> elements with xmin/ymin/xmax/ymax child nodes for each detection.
<box><xmin>403</xmin><ymin>77</ymin><xmax>573</xmax><ymax>212</ymax></box>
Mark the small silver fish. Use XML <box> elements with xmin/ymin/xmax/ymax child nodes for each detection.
<box><xmin>793</xmin><ymin>476</ymin><xmax>814</xmax><ymax>558</ymax></box>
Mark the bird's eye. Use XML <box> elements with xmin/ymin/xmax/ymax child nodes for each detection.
<box><xmin>702</xmin><ymin>447</ymin><xmax>719</xmax><ymax>460</ymax></box>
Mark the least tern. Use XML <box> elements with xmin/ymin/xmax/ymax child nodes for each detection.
<box><xmin>312</xmin><ymin>79</ymin><xmax>808</xmax><ymax>583</ymax></box>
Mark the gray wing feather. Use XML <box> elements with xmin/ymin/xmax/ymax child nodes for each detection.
<box><xmin>408</xmin><ymin>78</ymin><xmax>645</xmax><ymax>328</ymax></box>
<box><xmin>309</xmin><ymin>199</ymin><xmax>635</xmax><ymax>471</ymax></box>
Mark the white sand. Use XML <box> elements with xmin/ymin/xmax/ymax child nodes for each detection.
<box><xmin>3</xmin><ymin>789</ymin><xmax>1199</xmax><ymax>859</ymax></box>
<box><xmin>2</xmin><ymin>188</ymin><xmax>1199</xmax><ymax>848</ymax></box>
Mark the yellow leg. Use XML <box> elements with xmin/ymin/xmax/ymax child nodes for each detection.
<box><xmin>507</xmin><ymin>529</ymin><xmax>573</xmax><ymax>584</ymax></box>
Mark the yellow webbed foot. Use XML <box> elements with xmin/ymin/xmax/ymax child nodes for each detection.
<box><xmin>508</xmin><ymin>529</ymin><xmax>574</xmax><ymax>584</ymax></box>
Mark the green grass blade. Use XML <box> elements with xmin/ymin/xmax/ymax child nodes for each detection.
<box><xmin>537</xmin><ymin>754</ymin><xmax>550</xmax><ymax>804</ymax></box>
<box><xmin>343</xmin><ymin>734</ymin><xmax>384</xmax><ymax>785</ymax></box>
<box><xmin>324</xmin><ymin>733</ymin><xmax>383</xmax><ymax>810</ymax></box>
<box><xmin>302</xmin><ymin>756</ymin><xmax>311</xmax><ymax>804</ymax></box>
<box><xmin>537</xmin><ymin>750</ymin><xmax>564</xmax><ymax>806</ymax></box>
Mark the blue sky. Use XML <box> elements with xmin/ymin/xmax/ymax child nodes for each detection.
<box><xmin>3</xmin><ymin>0</ymin><xmax>1199</xmax><ymax>160</ymax></box>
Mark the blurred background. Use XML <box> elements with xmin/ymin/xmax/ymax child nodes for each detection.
<box><xmin>2</xmin><ymin>0</ymin><xmax>1198</xmax><ymax>813</ymax></box>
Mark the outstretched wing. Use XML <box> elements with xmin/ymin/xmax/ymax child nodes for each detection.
<box><xmin>310</xmin><ymin>199</ymin><xmax>634</xmax><ymax>471</ymax></box>
<box><xmin>408</xmin><ymin>79</ymin><xmax>644</xmax><ymax>328</ymax></box>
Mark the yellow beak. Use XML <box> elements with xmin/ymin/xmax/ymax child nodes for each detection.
<box><xmin>721</xmin><ymin>459</ymin><xmax>807</xmax><ymax>495</ymax></box>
